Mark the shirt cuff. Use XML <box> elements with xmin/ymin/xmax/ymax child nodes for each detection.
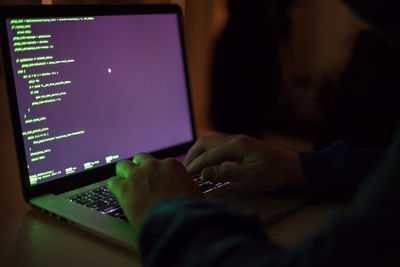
<box><xmin>298</xmin><ymin>141</ymin><xmax>358</xmax><ymax>202</ymax></box>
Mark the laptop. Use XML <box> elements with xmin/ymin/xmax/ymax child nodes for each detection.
<box><xmin>0</xmin><ymin>4</ymin><xmax>304</xmax><ymax>252</ymax></box>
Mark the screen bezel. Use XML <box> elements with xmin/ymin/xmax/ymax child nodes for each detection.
<box><xmin>0</xmin><ymin>4</ymin><xmax>196</xmax><ymax>202</ymax></box>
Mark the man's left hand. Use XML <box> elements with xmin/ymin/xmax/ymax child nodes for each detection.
<box><xmin>108</xmin><ymin>153</ymin><xmax>203</xmax><ymax>229</ymax></box>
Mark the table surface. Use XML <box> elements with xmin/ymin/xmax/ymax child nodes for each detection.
<box><xmin>0</xmin><ymin>77</ymin><xmax>342</xmax><ymax>266</ymax></box>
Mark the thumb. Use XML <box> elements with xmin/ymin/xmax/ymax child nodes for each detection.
<box><xmin>108</xmin><ymin>176</ymin><xmax>124</xmax><ymax>199</ymax></box>
<box><xmin>201</xmin><ymin>164</ymin><xmax>244</xmax><ymax>184</ymax></box>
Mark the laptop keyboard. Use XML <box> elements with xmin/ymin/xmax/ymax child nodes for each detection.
<box><xmin>68</xmin><ymin>185</ymin><xmax>128</xmax><ymax>221</ymax></box>
<box><xmin>192</xmin><ymin>174</ymin><xmax>229</xmax><ymax>193</ymax></box>
<box><xmin>68</xmin><ymin>175</ymin><xmax>229</xmax><ymax>222</ymax></box>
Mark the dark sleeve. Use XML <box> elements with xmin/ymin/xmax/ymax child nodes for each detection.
<box><xmin>139</xmin><ymin>194</ymin><xmax>399</xmax><ymax>267</ymax></box>
<box><xmin>298</xmin><ymin>141</ymin><xmax>386</xmax><ymax>202</ymax></box>
<box><xmin>139</xmin><ymin>197</ymin><xmax>280</xmax><ymax>267</ymax></box>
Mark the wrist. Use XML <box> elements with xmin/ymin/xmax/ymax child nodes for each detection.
<box><xmin>285</xmin><ymin>151</ymin><xmax>306</xmax><ymax>189</ymax></box>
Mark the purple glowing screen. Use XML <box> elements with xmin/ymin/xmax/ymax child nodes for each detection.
<box><xmin>6</xmin><ymin>14</ymin><xmax>193</xmax><ymax>185</ymax></box>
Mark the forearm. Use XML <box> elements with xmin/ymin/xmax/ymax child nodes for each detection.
<box><xmin>138</xmin><ymin>194</ymin><xmax>397</xmax><ymax>267</ymax></box>
<box><xmin>139</xmin><ymin>197</ymin><xmax>280</xmax><ymax>267</ymax></box>
<box><xmin>298</xmin><ymin>141</ymin><xmax>386</xmax><ymax>202</ymax></box>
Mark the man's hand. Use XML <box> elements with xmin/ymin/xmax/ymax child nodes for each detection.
<box><xmin>184</xmin><ymin>134</ymin><xmax>305</xmax><ymax>192</ymax></box>
<box><xmin>108</xmin><ymin>153</ymin><xmax>203</xmax><ymax>229</ymax></box>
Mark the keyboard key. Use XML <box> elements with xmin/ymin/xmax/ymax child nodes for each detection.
<box><xmin>93</xmin><ymin>188</ymin><xmax>104</xmax><ymax>194</ymax></box>
<box><xmin>104</xmin><ymin>196</ymin><xmax>117</xmax><ymax>203</ymax></box>
<box><xmin>88</xmin><ymin>194</ymin><xmax>101</xmax><ymax>201</ymax></box>
<box><xmin>199</xmin><ymin>182</ymin><xmax>215</xmax><ymax>191</ymax></box>
<box><xmin>69</xmin><ymin>196</ymin><xmax>81</xmax><ymax>202</ymax></box>
<box><xmin>76</xmin><ymin>198</ymin><xmax>91</xmax><ymax>205</ymax></box>
<box><xmin>98</xmin><ymin>190</ymin><xmax>112</xmax><ymax>197</ymax></box>
<box><xmin>86</xmin><ymin>200</ymin><xmax>107</xmax><ymax>209</ymax></box>
<box><xmin>81</xmin><ymin>191</ymin><xmax>92</xmax><ymax>197</ymax></box>
<box><xmin>100</xmin><ymin>203</ymin><xmax>120</xmax><ymax>213</ymax></box>
<box><xmin>109</xmin><ymin>208</ymin><xmax>125</xmax><ymax>218</ymax></box>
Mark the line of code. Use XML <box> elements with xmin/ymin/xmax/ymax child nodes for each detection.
<box><xmin>8</xmin><ymin>17</ymin><xmax>95</xmax><ymax>185</ymax></box>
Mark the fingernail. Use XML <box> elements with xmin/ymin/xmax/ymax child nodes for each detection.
<box><xmin>186</xmin><ymin>163</ymin><xmax>194</xmax><ymax>173</ymax></box>
<box><xmin>201</xmin><ymin>167</ymin><xmax>215</xmax><ymax>181</ymax></box>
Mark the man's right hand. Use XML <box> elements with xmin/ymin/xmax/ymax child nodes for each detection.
<box><xmin>184</xmin><ymin>134</ymin><xmax>305</xmax><ymax>192</ymax></box>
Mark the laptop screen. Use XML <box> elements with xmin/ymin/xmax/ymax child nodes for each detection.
<box><xmin>5</xmin><ymin>13</ymin><xmax>193</xmax><ymax>186</ymax></box>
